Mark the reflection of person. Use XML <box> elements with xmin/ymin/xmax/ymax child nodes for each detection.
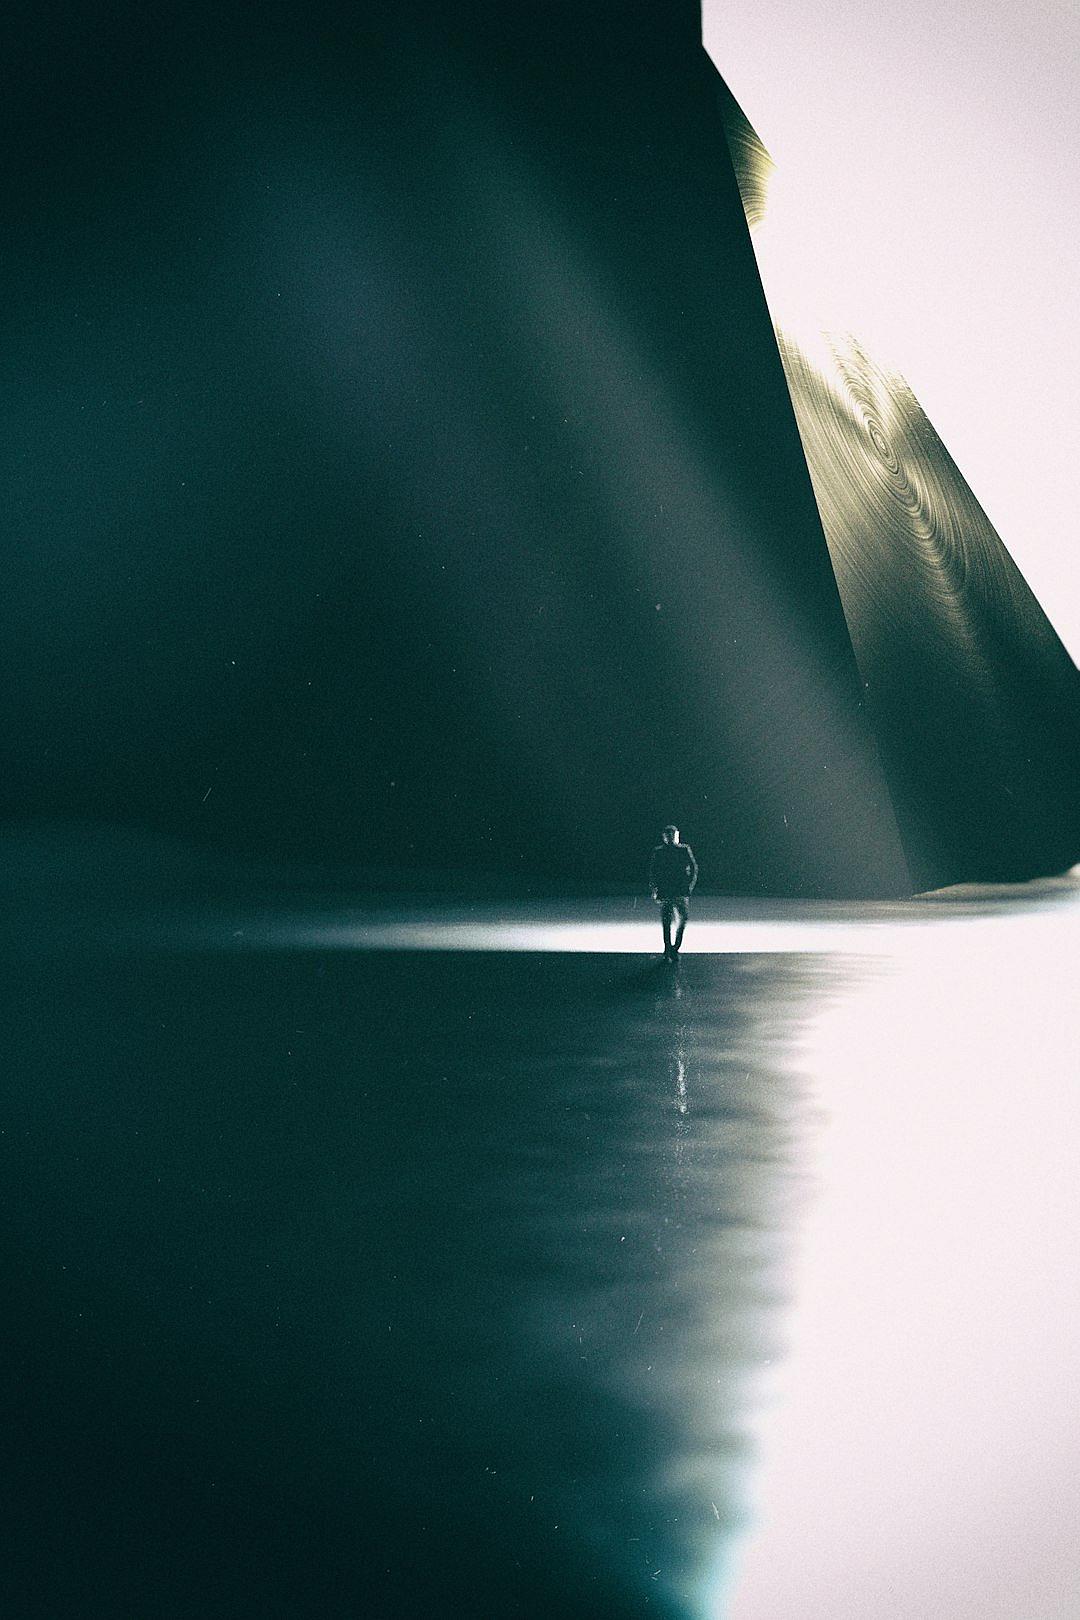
<box><xmin>648</xmin><ymin>825</ymin><xmax>698</xmax><ymax>960</ymax></box>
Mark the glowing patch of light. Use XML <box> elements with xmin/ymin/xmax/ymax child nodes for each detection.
<box><xmin>204</xmin><ymin>883</ymin><xmax>1078</xmax><ymax>960</ymax></box>
<box><xmin>745</xmin><ymin>162</ymin><xmax>867</xmax><ymax>367</ymax></box>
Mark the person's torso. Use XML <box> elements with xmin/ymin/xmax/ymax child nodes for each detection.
<box><xmin>652</xmin><ymin>842</ymin><xmax>695</xmax><ymax>894</ymax></box>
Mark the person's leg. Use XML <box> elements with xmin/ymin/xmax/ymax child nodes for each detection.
<box><xmin>661</xmin><ymin>900</ymin><xmax>674</xmax><ymax>956</ymax></box>
<box><xmin>672</xmin><ymin>898</ymin><xmax>688</xmax><ymax>952</ymax></box>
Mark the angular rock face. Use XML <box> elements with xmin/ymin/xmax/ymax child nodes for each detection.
<box><xmin>323</xmin><ymin>1</ymin><xmax>914</xmax><ymax>896</ymax></box>
<box><xmin>8</xmin><ymin>1</ymin><xmax>1076</xmax><ymax>894</ymax></box>
<box><xmin>716</xmin><ymin>75</ymin><xmax>1080</xmax><ymax>891</ymax></box>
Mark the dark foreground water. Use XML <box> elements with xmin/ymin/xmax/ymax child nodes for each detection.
<box><xmin>7</xmin><ymin>862</ymin><xmax>1080</xmax><ymax>1619</ymax></box>
<box><xmin>3</xmin><ymin>946</ymin><xmax>827</xmax><ymax>1619</ymax></box>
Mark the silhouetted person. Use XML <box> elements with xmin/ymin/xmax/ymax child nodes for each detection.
<box><xmin>648</xmin><ymin>825</ymin><xmax>698</xmax><ymax>959</ymax></box>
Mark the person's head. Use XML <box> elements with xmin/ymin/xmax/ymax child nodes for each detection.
<box><xmin>662</xmin><ymin>824</ymin><xmax>679</xmax><ymax>845</ymax></box>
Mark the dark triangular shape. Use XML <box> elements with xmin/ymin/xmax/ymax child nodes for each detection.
<box><xmin>237</xmin><ymin>0</ymin><xmax>915</xmax><ymax>896</ymax></box>
<box><xmin>15</xmin><ymin>3</ymin><xmax>1074</xmax><ymax>895</ymax></box>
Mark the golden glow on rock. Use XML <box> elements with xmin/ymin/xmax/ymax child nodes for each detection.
<box><xmin>773</xmin><ymin>329</ymin><xmax>1056</xmax><ymax>693</ymax></box>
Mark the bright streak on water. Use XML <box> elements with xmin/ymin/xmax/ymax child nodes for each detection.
<box><xmin>184</xmin><ymin>876</ymin><xmax>1077</xmax><ymax>962</ymax></box>
<box><xmin>722</xmin><ymin>881</ymin><xmax>1080</xmax><ymax>1619</ymax></box>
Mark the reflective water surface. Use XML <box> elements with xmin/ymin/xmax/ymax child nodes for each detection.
<box><xmin>731</xmin><ymin>891</ymin><xmax>1080</xmax><ymax>1620</ymax></box>
<box><xmin>4</xmin><ymin>875</ymin><xmax>1080</xmax><ymax>1616</ymax></box>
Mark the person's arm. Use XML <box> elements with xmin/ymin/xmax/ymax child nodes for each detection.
<box><xmin>648</xmin><ymin>846</ymin><xmax>659</xmax><ymax>898</ymax></box>
<box><xmin>686</xmin><ymin>846</ymin><xmax>698</xmax><ymax>894</ymax></box>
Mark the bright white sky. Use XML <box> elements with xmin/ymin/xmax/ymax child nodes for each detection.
<box><xmin>703</xmin><ymin>2</ymin><xmax>1080</xmax><ymax>663</ymax></box>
